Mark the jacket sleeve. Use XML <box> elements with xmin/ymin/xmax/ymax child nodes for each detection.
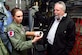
<box><xmin>10</xmin><ymin>37</ymin><xmax>33</xmax><ymax>51</ymax></box>
<box><xmin>64</xmin><ymin>19</ymin><xmax>76</xmax><ymax>55</ymax></box>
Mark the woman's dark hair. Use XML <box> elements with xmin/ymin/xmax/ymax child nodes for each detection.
<box><xmin>11</xmin><ymin>7</ymin><xmax>23</xmax><ymax>16</ymax></box>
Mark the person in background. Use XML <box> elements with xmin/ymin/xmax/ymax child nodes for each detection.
<box><xmin>44</xmin><ymin>1</ymin><xmax>76</xmax><ymax>55</ymax></box>
<box><xmin>4</xmin><ymin>4</ymin><xmax>13</xmax><ymax>26</ymax></box>
<box><xmin>6</xmin><ymin>7</ymin><xmax>43</xmax><ymax>55</ymax></box>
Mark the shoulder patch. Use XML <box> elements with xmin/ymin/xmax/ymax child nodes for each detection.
<box><xmin>8</xmin><ymin>31</ymin><xmax>14</xmax><ymax>37</ymax></box>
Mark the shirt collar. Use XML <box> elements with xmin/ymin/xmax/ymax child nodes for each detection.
<box><xmin>63</xmin><ymin>13</ymin><xmax>67</xmax><ymax>17</ymax></box>
<box><xmin>58</xmin><ymin>13</ymin><xmax>67</xmax><ymax>21</ymax></box>
<box><xmin>13</xmin><ymin>21</ymin><xmax>21</xmax><ymax>27</ymax></box>
<box><xmin>55</xmin><ymin>13</ymin><xmax>67</xmax><ymax>21</ymax></box>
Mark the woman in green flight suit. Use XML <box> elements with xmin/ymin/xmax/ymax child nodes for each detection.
<box><xmin>6</xmin><ymin>7</ymin><xmax>43</xmax><ymax>55</ymax></box>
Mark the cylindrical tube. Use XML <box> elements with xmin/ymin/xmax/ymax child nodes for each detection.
<box><xmin>26</xmin><ymin>31</ymin><xmax>43</xmax><ymax>37</ymax></box>
<box><xmin>26</xmin><ymin>32</ymin><xmax>35</xmax><ymax>36</ymax></box>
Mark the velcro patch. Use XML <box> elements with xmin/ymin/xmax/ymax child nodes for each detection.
<box><xmin>8</xmin><ymin>31</ymin><xmax>14</xmax><ymax>37</ymax></box>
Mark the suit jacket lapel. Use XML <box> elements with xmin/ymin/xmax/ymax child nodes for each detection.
<box><xmin>55</xmin><ymin>16</ymin><xmax>68</xmax><ymax>38</ymax></box>
<box><xmin>48</xmin><ymin>17</ymin><xmax>55</xmax><ymax>31</ymax></box>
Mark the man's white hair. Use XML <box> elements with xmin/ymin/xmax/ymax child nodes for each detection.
<box><xmin>55</xmin><ymin>1</ymin><xmax>66</xmax><ymax>12</ymax></box>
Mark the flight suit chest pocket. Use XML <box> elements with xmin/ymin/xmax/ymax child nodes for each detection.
<box><xmin>19</xmin><ymin>27</ymin><xmax>25</xmax><ymax>35</ymax></box>
<box><xmin>20</xmin><ymin>31</ymin><xmax>24</xmax><ymax>35</ymax></box>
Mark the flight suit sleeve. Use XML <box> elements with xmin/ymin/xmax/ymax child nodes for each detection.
<box><xmin>7</xmin><ymin>27</ymin><xmax>33</xmax><ymax>51</ymax></box>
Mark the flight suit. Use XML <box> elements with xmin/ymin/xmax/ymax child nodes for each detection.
<box><xmin>6</xmin><ymin>21</ymin><xmax>33</xmax><ymax>55</ymax></box>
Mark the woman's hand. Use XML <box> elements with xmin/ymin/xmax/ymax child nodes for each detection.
<box><xmin>32</xmin><ymin>31</ymin><xmax>43</xmax><ymax>43</ymax></box>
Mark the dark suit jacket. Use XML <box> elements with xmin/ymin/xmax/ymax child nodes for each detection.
<box><xmin>44</xmin><ymin>15</ymin><xmax>76</xmax><ymax>55</ymax></box>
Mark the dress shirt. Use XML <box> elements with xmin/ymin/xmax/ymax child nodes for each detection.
<box><xmin>47</xmin><ymin>18</ymin><xmax>60</xmax><ymax>45</ymax></box>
